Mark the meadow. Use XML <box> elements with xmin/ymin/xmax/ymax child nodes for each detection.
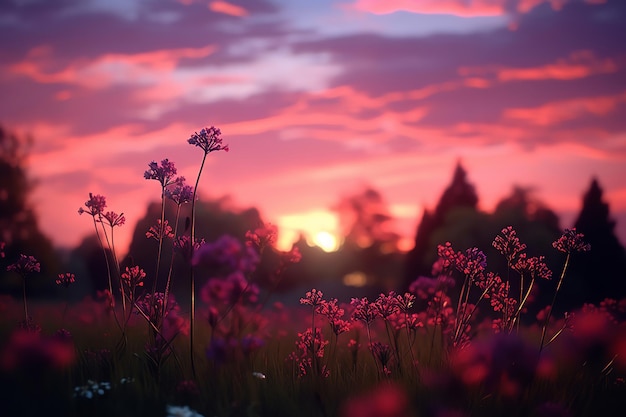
<box><xmin>1</xmin><ymin>127</ymin><xmax>625</xmax><ymax>417</ymax></box>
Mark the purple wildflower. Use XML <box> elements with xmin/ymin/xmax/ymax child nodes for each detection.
<box><xmin>102</xmin><ymin>211</ymin><xmax>125</xmax><ymax>228</ymax></box>
<box><xmin>164</xmin><ymin>180</ymin><xmax>194</xmax><ymax>205</ymax></box>
<box><xmin>78</xmin><ymin>193</ymin><xmax>106</xmax><ymax>217</ymax></box>
<box><xmin>188</xmin><ymin>126</ymin><xmax>229</xmax><ymax>154</ymax></box>
<box><xmin>144</xmin><ymin>159</ymin><xmax>178</xmax><ymax>188</ymax></box>
<box><xmin>7</xmin><ymin>254</ymin><xmax>40</xmax><ymax>276</ymax></box>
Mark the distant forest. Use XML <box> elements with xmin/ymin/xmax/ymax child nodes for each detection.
<box><xmin>2</xmin><ymin>125</ymin><xmax>626</xmax><ymax>313</ymax></box>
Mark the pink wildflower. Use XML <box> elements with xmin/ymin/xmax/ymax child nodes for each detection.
<box><xmin>56</xmin><ymin>273</ymin><xmax>76</xmax><ymax>288</ymax></box>
<box><xmin>6</xmin><ymin>254</ymin><xmax>40</xmax><ymax>276</ymax></box>
<box><xmin>121</xmin><ymin>266</ymin><xmax>146</xmax><ymax>289</ymax></box>
<box><xmin>102</xmin><ymin>211</ymin><xmax>125</xmax><ymax>228</ymax></box>
<box><xmin>552</xmin><ymin>228</ymin><xmax>591</xmax><ymax>253</ymax></box>
<box><xmin>493</xmin><ymin>226</ymin><xmax>527</xmax><ymax>265</ymax></box>
<box><xmin>374</xmin><ymin>292</ymin><xmax>400</xmax><ymax>319</ymax></box>
<box><xmin>146</xmin><ymin>219</ymin><xmax>174</xmax><ymax>240</ymax></box>
<box><xmin>245</xmin><ymin>223</ymin><xmax>278</xmax><ymax>250</ymax></box>
<box><xmin>350</xmin><ymin>297</ymin><xmax>378</xmax><ymax>324</ymax></box>
<box><xmin>300</xmin><ymin>289</ymin><xmax>324</xmax><ymax>307</ymax></box>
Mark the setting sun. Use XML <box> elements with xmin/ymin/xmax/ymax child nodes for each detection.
<box><xmin>312</xmin><ymin>230</ymin><xmax>340</xmax><ymax>252</ymax></box>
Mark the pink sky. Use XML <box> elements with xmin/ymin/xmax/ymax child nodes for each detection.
<box><xmin>1</xmin><ymin>0</ymin><xmax>625</xmax><ymax>254</ymax></box>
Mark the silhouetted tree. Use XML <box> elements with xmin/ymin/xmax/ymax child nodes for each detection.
<box><xmin>123</xmin><ymin>196</ymin><xmax>264</xmax><ymax>302</ymax></box>
<box><xmin>333</xmin><ymin>187</ymin><xmax>403</xmax><ymax>292</ymax></box>
<box><xmin>335</xmin><ymin>187</ymin><xmax>400</xmax><ymax>251</ymax></box>
<box><xmin>404</xmin><ymin>161</ymin><xmax>479</xmax><ymax>288</ymax></box>
<box><xmin>565</xmin><ymin>178</ymin><xmax>626</xmax><ymax>306</ymax></box>
<box><xmin>0</xmin><ymin>125</ymin><xmax>57</xmax><ymax>296</ymax></box>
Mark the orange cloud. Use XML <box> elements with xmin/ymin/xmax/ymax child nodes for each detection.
<box><xmin>10</xmin><ymin>45</ymin><xmax>216</xmax><ymax>88</ymax></box>
<box><xmin>503</xmin><ymin>91</ymin><xmax>626</xmax><ymax>126</ymax></box>
<box><xmin>209</xmin><ymin>1</ymin><xmax>248</xmax><ymax>17</ymax></box>
<box><xmin>459</xmin><ymin>50</ymin><xmax>619</xmax><ymax>82</ymax></box>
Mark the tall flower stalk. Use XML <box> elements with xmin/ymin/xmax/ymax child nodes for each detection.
<box><xmin>144</xmin><ymin>159</ymin><xmax>179</xmax><ymax>296</ymax></box>
<box><xmin>539</xmin><ymin>228</ymin><xmax>590</xmax><ymax>353</ymax></box>
<box><xmin>6</xmin><ymin>254</ymin><xmax>40</xmax><ymax>322</ymax></box>
<box><xmin>187</xmin><ymin>126</ymin><xmax>229</xmax><ymax>377</ymax></box>
<box><xmin>79</xmin><ymin>194</ymin><xmax>124</xmax><ymax>334</ymax></box>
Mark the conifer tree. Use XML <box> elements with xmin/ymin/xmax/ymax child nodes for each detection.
<box><xmin>568</xmin><ymin>178</ymin><xmax>626</xmax><ymax>305</ymax></box>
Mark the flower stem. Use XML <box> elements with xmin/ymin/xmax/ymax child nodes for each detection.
<box><xmin>22</xmin><ymin>275</ymin><xmax>28</xmax><ymax>321</ymax></box>
<box><xmin>189</xmin><ymin>152</ymin><xmax>208</xmax><ymax>378</ymax></box>
<box><xmin>539</xmin><ymin>252</ymin><xmax>571</xmax><ymax>353</ymax></box>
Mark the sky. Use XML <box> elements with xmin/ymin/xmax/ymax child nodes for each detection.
<box><xmin>1</xmin><ymin>0</ymin><xmax>625</xmax><ymax>255</ymax></box>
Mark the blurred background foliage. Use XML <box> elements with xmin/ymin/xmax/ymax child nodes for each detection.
<box><xmin>1</xmin><ymin>125</ymin><xmax>625</xmax><ymax>312</ymax></box>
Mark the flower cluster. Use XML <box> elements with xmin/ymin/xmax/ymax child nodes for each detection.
<box><xmin>165</xmin><ymin>180</ymin><xmax>194</xmax><ymax>205</ymax></box>
<box><xmin>121</xmin><ymin>265</ymin><xmax>146</xmax><ymax>290</ymax></box>
<box><xmin>288</xmin><ymin>327</ymin><xmax>330</xmax><ymax>377</ymax></box>
<box><xmin>73</xmin><ymin>380</ymin><xmax>111</xmax><ymax>399</ymax></box>
<box><xmin>144</xmin><ymin>158</ymin><xmax>178</xmax><ymax>188</ymax></box>
<box><xmin>350</xmin><ymin>297</ymin><xmax>379</xmax><ymax>324</ymax></box>
<box><xmin>493</xmin><ymin>226</ymin><xmax>527</xmax><ymax>265</ymax></box>
<box><xmin>300</xmin><ymin>288</ymin><xmax>324</xmax><ymax>307</ymax></box>
<box><xmin>188</xmin><ymin>126</ymin><xmax>229</xmax><ymax>154</ymax></box>
<box><xmin>6</xmin><ymin>254</ymin><xmax>40</xmax><ymax>276</ymax></box>
<box><xmin>245</xmin><ymin>223</ymin><xmax>278</xmax><ymax>250</ymax></box>
<box><xmin>56</xmin><ymin>272</ymin><xmax>76</xmax><ymax>288</ymax></box>
<box><xmin>146</xmin><ymin>219</ymin><xmax>174</xmax><ymax>240</ymax></box>
<box><xmin>102</xmin><ymin>211</ymin><xmax>125</xmax><ymax>228</ymax></box>
<box><xmin>78</xmin><ymin>193</ymin><xmax>106</xmax><ymax>217</ymax></box>
<box><xmin>552</xmin><ymin>228</ymin><xmax>591</xmax><ymax>253</ymax></box>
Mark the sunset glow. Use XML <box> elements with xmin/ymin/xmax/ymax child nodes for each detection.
<box><xmin>0</xmin><ymin>0</ymin><xmax>625</xmax><ymax>255</ymax></box>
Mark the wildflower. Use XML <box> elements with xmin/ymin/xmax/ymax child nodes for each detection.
<box><xmin>56</xmin><ymin>272</ymin><xmax>76</xmax><ymax>288</ymax></box>
<box><xmin>78</xmin><ymin>193</ymin><xmax>106</xmax><ymax>217</ymax></box>
<box><xmin>121</xmin><ymin>266</ymin><xmax>146</xmax><ymax>289</ymax></box>
<box><xmin>552</xmin><ymin>228</ymin><xmax>591</xmax><ymax>253</ymax></box>
<box><xmin>245</xmin><ymin>223</ymin><xmax>278</xmax><ymax>250</ymax></box>
<box><xmin>374</xmin><ymin>292</ymin><xmax>400</xmax><ymax>319</ymax></box>
<box><xmin>283</xmin><ymin>246</ymin><xmax>302</xmax><ymax>264</ymax></box>
<box><xmin>350</xmin><ymin>297</ymin><xmax>378</xmax><ymax>324</ymax></box>
<box><xmin>119</xmin><ymin>376</ymin><xmax>135</xmax><ymax>384</ymax></box>
<box><xmin>370</xmin><ymin>342</ymin><xmax>393</xmax><ymax>373</ymax></box>
<box><xmin>166</xmin><ymin>405</ymin><xmax>205</xmax><ymax>417</ymax></box>
<box><xmin>456</xmin><ymin>247</ymin><xmax>487</xmax><ymax>278</ymax></box>
<box><xmin>101</xmin><ymin>211</ymin><xmax>125</xmax><ymax>228</ymax></box>
<box><xmin>192</xmin><ymin>235</ymin><xmax>259</xmax><ymax>274</ymax></box>
<box><xmin>396</xmin><ymin>292</ymin><xmax>415</xmax><ymax>312</ymax></box>
<box><xmin>165</xmin><ymin>180</ymin><xmax>194</xmax><ymax>205</ymax></box>
<box><xmin>493</xmin><ymin>226</ymin><xmax>527</xmax><ymax>265</ymax></box>
<box><xmin>515</xmin><ymin>255</ymin><xmax>552</xmax><ymax>280</ymax></box>
<box><xmin>6</xmin><ymin>254</ymin><xmax>40</xmax><ymax>275</ymax></box>
<box><xmin>144</xmin><ymin>159</ymin><xmax>178</xmax><ymax>187</ymax></box>
<box><xmin>300</xmin><ymin>289</ymin><xmax>324</xmax><ymax>307</ymax></box>
<box><xmin>146</xmin><ymin>219</ymin><xmax>174</xmax><ymax>240</ymax></box>
<box><xmin>174</xmin><ymin>235</ymin><xmax>204</xmax><ymax>263</ymax></box>
<box><xmin>188</xmin><ymin>126</ymin><xmax>229</xmax><ymax>154</ymax></box>
<box><xmin>437</xmin><ymin>242</ymin><xmax>458</xmax><ymax>273</ymax></box>
<box><xmin>73</xmin><ymin>380</ymin><xmax>111</xmax><ymax>399</ymax></box>
<box><xmin>0</xmin><ymin>241</ymin><xmax>5</xmax><ymax>258</ymax></box>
